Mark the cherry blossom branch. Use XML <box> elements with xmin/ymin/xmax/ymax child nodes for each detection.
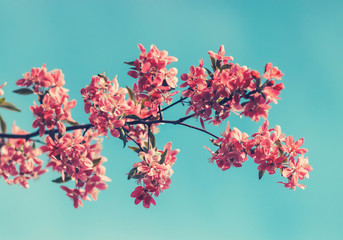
<box><xmin>0</xmin><ymin>114</ymin><xmax>219</xmax><ymax>140</ymax></box>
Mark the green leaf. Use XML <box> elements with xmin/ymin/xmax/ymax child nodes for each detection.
<box><xmin>0</xmin><ymin>101</ymin><xmax>21</xmax><ymax>112</ymax></box>
<box><xmin>0</xmin><ymin>98</ymin><xmax>5</xmax><ymax>104</ymax></box>
<box><xmin>142</xmin><ymin>146</ymin><xmax>148</xmax><ymax>153</ymax></box>
<box><xmin>258</xmin><ymin>170</ymin><xmax>266</xmax><ymax>180</ymax></box>
<box><xmin>0</xmin><ymin>114</ymin><xmax>6</xmax><ymax>133</ymax></box>
<box><xmin>216</xmin><ymin>59</ymin><xmax>221</xmax><ymax>69</ymax></box>
<box><xmin>127</xmin><ymin>167</ymin><xmax>143</xmax><ymax>180</ymax></box>
<box><xmin>52</xmin><ymin>175</ymin><xmax>71</xmax><ymax>183</ymax></box>
<box><xmin>124</xmin><ymin>61</ymin><xmax>135</xmax><ymax>66</ymax></box>
<box><xmin>205</xmin><ymin>68</ymin><xmax>213</xmax><ymax>79</ymax></box>
<box><xmin>62</xmin><ymin>120</ymin><xmax>80</xmax><ymax>126</ymax></box>
<box><xmin>148</xmin><ymin>131</ymin><xmax>156</xmax><ymax>148</ymax></box>
<box><xmin>159</xmin><ymin>149</ymin><xmax>168</xmax><ymax>164</ymax></box>
<box><xmin>210</xmin><ymin>56</ymin><xmax>217</xmax><ymax>71</ymax></box>
<box><xmin>126</xmin><ymin>86</ymin><xmax>137</xmax><ymax>104</ymax></box>
<box><xmin>117</xmin><ymin>127</ymin><xmax>128</xmax><ymax>148</ymax></box>
<box><xmin>13</xmin><ymin>88</ymin><xmax>34</xmax><ymax>95</ymax></box>
<box><xmin>125</xmin><ymin>114</ymin><xmax>141</xmax><ymax>120</ymax></box>
<box><xmin>220</xmin><ymin>64</ymin><xmax>232</xmax><ymax>71</ymax></box>
<box><xmin>92</xmin><ymin>158</ymin><xmax>102</xmax><ymax>167</ymax></box>
<box><xmin>128</xmin><ymin>146</ymin><xmax>142</xmax><ymax>153</ymax></box>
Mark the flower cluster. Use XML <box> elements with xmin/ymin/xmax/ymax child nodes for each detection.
<box><xmin>16</xmin><ymin>64</ymin><xmax>65</xmax><ymax>93</ymax></box>
<box><xmin>81</xmin><ymin>75</ymin><xmax>131</xmax><ymax>138</ymax></box>
<box><xmin>205</xmin><ymin>122</ymin><xmax>249</xmax><ymax>171</ymax></box>
<box><xmin>0</xmin><ymin>123</ymin><xmax>47</xmax><ymax>188</ymax></box>
<box><xmin>180</xmin><ymin>45</ymin><xmax>285</xmax><ymax>125</ymax></box>
<box><xmin>247</xmin><ymin>120</ymin><xmax>312</xmax><ymax>190</ymax></box>
<box><xmin>127</xmin><ymin>44</ymin><xmax>179</xmax><ymax>118</ymax></box>
<box><xmin>129</xmin><ymin>142</ymin><xmax>179</xmax><ymax>208</ymax></box>
<box><xmin>17</xmin><ymin>64</ymin><xmax>76</xmax><ymax>136</ymax></box>
<box><xmin>41</xmin><ymin>129</ymin><xmax>110</xmax><ymax>208</ymax></box>
<box><xmin>205</xmin><ymin>120</ymin><xmax>312</xmax><ymax>190</ymax></box>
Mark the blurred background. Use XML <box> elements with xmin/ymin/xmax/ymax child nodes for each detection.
<box><xmin>0</xmin><ymin>0</ymin><xmax>342</xmax><ymax>239</ymax></box>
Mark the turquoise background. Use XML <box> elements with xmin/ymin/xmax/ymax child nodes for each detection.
<box><xmin>0</xmin><ymin>0</ymin><xmax>342</xmax><ymax>239</ymax></box>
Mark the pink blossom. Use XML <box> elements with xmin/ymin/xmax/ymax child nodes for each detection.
<box><xmin>128</xmin><ymin>142</ymin><xmax>179</xmax><ymax>207</ymax></box>
<box><xmin>208</xmin><ymin>45</ymin><xmax>234</xmax><ymax>64</ymax></box>
<box><xmin>42</xmin><ymin>129</ymin><xmax>110</xmax><ymax>208</ymax></box>
<box><xmin>181</xmin><ymin>47</ymin><xmax>285</xmax><ymax>124</ymax></box>
<box><xmin>17</xmin><ymin>65</ymin><xmax>76</xmax><ymax>137</ymax></box>
<box><xmin>0</xmin><ymin>123</ymin><xmax>47</xmax><ymax>188</ymax></box>
<box><xmin>279</xmin><ymin>155</ymin><xmax>313</xmax><ymax>190</ymax></box>
<box><xmin>125</xmin><ymin>44</ymin><xmax>179</xmax><ymax>119</ymax></box>
<box><xmin>205</xmin><ymin>122</ymin><xmax>249</xmax><ymax>171</ymax></box>
<box><xmin>248</xmin><ymin>120</ymin><xmax>312</xmax><ymax>189</ymax></box>
<box><xmin>282</xmin><ymin>136</ymin><xmax>308</xmax><ymax>156</ymax></box>
<box><xmin>263</xmin><ymin>63</ymin><xmax>284</xmax><ymax>80</ymax></box>
<box><xmin>279</xmin><ymin>155</ymin><xmax>312</xmax><ymax>191</ymax></box>
<box><xmin>82</xmin><ymin>75</ymin><xmax>130</xmax><ymax>137</ymax></box>
<box><xmin>130</xmin><ymin>186</ymin><xmax>156</xmax><ymax>208</ymax></box>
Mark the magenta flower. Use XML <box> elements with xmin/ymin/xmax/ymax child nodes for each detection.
<box><xmin>130</xmin><ymin>186</ymin><xmax>156</xmax><ymax>208</ymax></box>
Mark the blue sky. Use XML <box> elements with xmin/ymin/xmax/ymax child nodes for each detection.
<box><xmin>0</xmin><ymin>0</ymin><xmax>342</xmax><ymax>239</ymax></box>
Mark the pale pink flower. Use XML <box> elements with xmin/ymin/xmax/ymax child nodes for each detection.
<box><xmin>0</xmin><ymin>82</ymin><xmax>6</xmax><ymax>96</ymax></box>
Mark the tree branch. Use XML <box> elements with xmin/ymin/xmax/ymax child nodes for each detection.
<box><xmin>0</xmin><ymin>124</ymin><xmax>92</xmax><ymax>140</ymax></box>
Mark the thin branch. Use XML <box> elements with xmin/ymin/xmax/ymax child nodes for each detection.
<box><xmin>124</xmin><ymin>131</ymin><xmax>145</xmax><ymax>152</ymax></box>
<box><xmin>147</xmin><ymin>124</ymin><xmax>151</xmax><ymax>149</ymax></box>
<box><xmin>160</xmin><ymin>97</ymin><xmax>187</xmax><ymax>112</ymax></box>
<box><xmin>126</xmin><ymin>113</ymin><xmax>219</xmax><ymax>139</ymax></box>
<box><xmin>0</xmin><ymin>124</ymin><xmax>92</xmax><ymax>140</ymax></box>
<box><xmin>158</xmin><ymin>105</ymin><xmax>163</xmax><ymax>120</ymax></box>
<box><xmin>178</xmin><ymin>123</ymin><xmax>219</xmax><ymax>139</ymax></box>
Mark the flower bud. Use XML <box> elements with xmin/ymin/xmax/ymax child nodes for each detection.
<box><xmin>266</xmin><ymin>80</ymin><xmax>275</xmax><ymax>86</ymax></box>
<box><xmin>274</xmin><ymin>83</ymin><xmax>284</xmax><ymax>90</ymax></box>
<box><xmin>251</xmin><ymin>70</ymin><xmax>260</xmax><ymax>79</ymax></box>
